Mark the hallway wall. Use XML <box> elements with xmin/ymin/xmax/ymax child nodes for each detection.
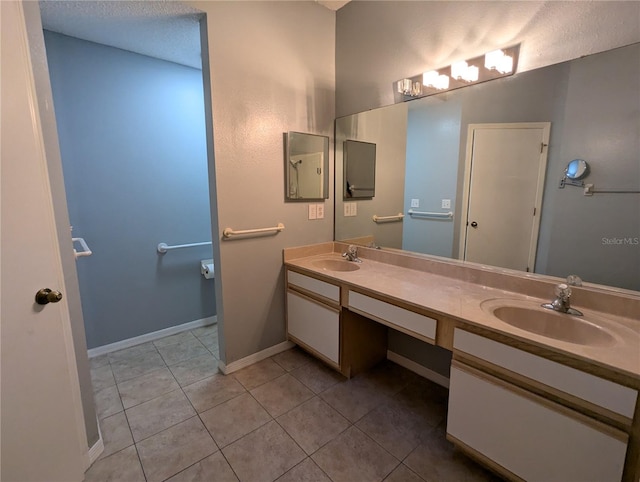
<box><xmin>44</xmin><ymin>31</ymin><xmax>215</xmax><ymax>349</ymax></box>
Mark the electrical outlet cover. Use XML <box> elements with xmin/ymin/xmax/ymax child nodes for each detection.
<box><xmin>343</xmin><ymin>203</ymin><xmax>350</xmax><ymax>217</ymax></box>
<box><xmin>351</xmin><ymin>202</ymin><xmax>357</xmax><ymax>216</ymax></box>
<box><xmin>442</xmin><ymin>199</ymin><xmax>451</xmax><ymax>209</ymax></box>
<box><xmin>316</xmin><ymin>204</ymin><xmax>325</xmax><ymax>219</ymax></box>
<box><xmin>308</xmin><ymin>204</ymin><xmax>317</xmax><ymax>220</ymax></box>
<box><xmin>411</xmin><ymin>199</ymin><xmax>419</xmax><ymax>208</ymax></box>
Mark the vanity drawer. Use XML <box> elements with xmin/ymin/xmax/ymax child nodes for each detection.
<box><xmin>287</xmin><ymin>290</ymin><xmax>340</xmax><ymax>365</ymax></box>
<box><xmin>348</xmin><ymin>291</ymin><xmax>437</xmax><ymax>341</ymax></box>
<box><xmin>453</xmin><ymin>329</ymin><xmax>637</xmax><ymax>418</ymax></box>
<box><xmin>287</xmin><ymin>270</ymin><xmax>340</xmax><ymax>303</ymax></box>
<box><xmin>448</xmin><ymin>362</ymin><xmax>627</xmax><ymax>482</ymax></box>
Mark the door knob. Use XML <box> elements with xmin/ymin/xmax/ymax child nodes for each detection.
<box><xmin>35</xmin><ymin>288</ymin><xmax>63</xmax><ymax>305</ymax></box>
<box><xmin>470</xmin><ymin>221</ymin><xmax>478</xmax><ymax>228</ymax></box>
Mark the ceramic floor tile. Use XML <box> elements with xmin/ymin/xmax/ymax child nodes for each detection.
<box><xmin>271</xmin><ymin>347</ymin><xmax>313</xmax><ymax>372</ymax></box>
<box><xmin>90</xmin><ymin>354</ymin><xmax>110</xmax><ymax>370</ymax></box>
<box><xmin>110</xmin><ymin>350</ymin><xmax>166</xmax><ymax>383</ymax></box>
<box><xmin>183</xmin><ymin>373</ymin><xmax>246</xmax><ymax>413</ymax></box>
<box><xmin>312</xmin><ymin>426</ymin><xmax>399</xmax><ymax>482</ymax></box>
<box><xmin>359</xmin><ymin>360</ymin><xmax>418</xmax><ymax>397</ymax></box>
<box><xmin>320</xmin><ymin>375</ymin><xmax>391</xmax><ymax>422</ymax></box>
<box><xmin>383</xmin><ymin>464</ymin><xmax>426</xmax><ymax>482</ymax></box>
<box><xmin>136</xmin><ymin>416</ymin><xmax>217</xmax><ymax>482</ymax></box>
<box><xmin>169</xmin><ymin>353</ymin><xmax>220</xmax><ymax>387</ymax></box>
<box><xmin>91</xmin><ymin>364</ymin><xmax>116</xmax><ymax>392</ymax></box>
<box><xmin>200</xmin><ymin>392</ymin><xmax>272</xmax><ymax>448</ymax></box>
<box><xmin>277</xmin><ymin>396</ymin><xmax>350</xmax><ymax>455</ymax></box>
<box><xmin>404</xmin><ymin>426</ymin><xmax>501</xmax><ymax>482</ymax></box>
<box><xmin>84</xmin><ymin>445</ymin><xmax>145</xmax><ymax>482</ymax></box>
<box><xmin>276</xmin><ymin>458</ymin><xmax>331</xmax><ymax>482</ymax></box>
<box><xmin>126</xmin><ymin>389</ymin><xmax>196</xmax><ymax>442</ymax></box>
<box><xmin>98</xmin><ymin>411</ymin><xmax>133</xmax><ymax>460</ymax></box>
<box><xmin>191</xmin><ymin>324</ymin><xmax>218</xmax><ymax>339</ymax></box>
<box><xmin>157</xmin><ymin>337</ymin><xmax>209</xmax><ymax>366</ymax></box>
<box><xmin>290</xmin><ymin>359</ymin><xmax>346</xmax><ymax>394</ymax></box>
<box><xmin>94</xmin><ymin>385</ymin><xmax>123</xmax><ymax>420</ymax></box>
<box><xmin>222</xmin><ymin>420</ymin><xmax>306</xmax><ymax>482</ymax></box>
<box><xmin>197</xmin><ymin>332</ymin><xmax>219</xmax><ymax>350</ymax></box>
<box><xmin>107</xmin><ymin>342</ymin><xmax>157</xmax><ymax>363</ymax></box>
<box><xmin>392</xmin><ymin>378</ymin><xmax>448</xmax><ymax>428</ymax></box>
<box><xmin>165</xmin><ymin>451</ymin><xmax>239</xmax><ymax>482</ymax></box>
<box><xmin>117</xmin><ymin>367</ymin><xmax>180</xmax><ymax>409</ymax></box>
<box><xmin>153</xmin><ymin>331</ymin><xmax>196</xmax><ymax>348</ymax></box>
<box><xmin>233</xmin><ymin>358</ymin><xmax>285</xmax><ymax>390</ymax></box>
<box><xmin>250</xmin><ymin>373</ymin><xmax>314</xmax><ymax>418</ymax></box>
<box><xmin>356</xmin><ymin>393</ymin><xmax>437</xmax><ymax>460</ymax></box>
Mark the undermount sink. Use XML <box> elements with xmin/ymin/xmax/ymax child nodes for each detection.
<box><xmin>312</xmin><ymin>258</ymin><xmax>361</xmax><ymax>272</ymax></box>
<box><xmin>481</xmin><ymin>299</ymin><xmax>616</xmax><ymax>347</ymax></box>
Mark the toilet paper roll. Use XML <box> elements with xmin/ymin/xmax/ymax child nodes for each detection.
<box><xmin>200</xmin><ymin>259</ymin><xmax>215</xmax><ymax>279</ymax></box>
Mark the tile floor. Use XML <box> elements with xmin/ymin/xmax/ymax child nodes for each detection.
<box><xmin>87</xmin><ymin>325</ymin><xmax>501</xmax><ymax>482</ymax></box>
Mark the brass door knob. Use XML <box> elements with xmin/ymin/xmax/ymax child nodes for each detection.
<box><xmin>35</xmin><ymin>288</ymin><xmax>63</xmax><ymax>305</ymax></box>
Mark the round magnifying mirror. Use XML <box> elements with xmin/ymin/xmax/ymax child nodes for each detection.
<box><xmin>565</xmin><ymin>159</ymin><xmax>589</xmax><ymax>180</ymax></box>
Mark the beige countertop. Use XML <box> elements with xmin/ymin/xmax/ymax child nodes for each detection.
<box><xmin>285</xmin><ymin>252</ymin><xmax>640</xmax><ymax>382</ymax></box>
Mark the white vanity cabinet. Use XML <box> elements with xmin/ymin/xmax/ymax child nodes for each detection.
<box><xmin>448</xmin><ymin>328</ymin><xmax>634</xmax><ymax>481</ymax></box>
<box><xmin>286</xmin><ymin>270</ymin><xmax>340</xmax><ymax>367</ymax></box>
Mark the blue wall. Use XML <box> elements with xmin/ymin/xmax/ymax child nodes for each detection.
<box><xmin>44</xmin><ymin>31</ymin><xmax>215</xmax><ymax>349</ymax></box>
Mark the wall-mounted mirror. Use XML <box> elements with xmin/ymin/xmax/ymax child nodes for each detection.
<box><xmin>335</xmin><ymin>43</ymin><xmax>640</xmax><ymax>291</ymax></box>
<box><xmin>285</xmin><ymin>131</ymin><xmax>329</xmax><ymax>201</ymax></box>
<box><xmin>566</xmin><ymin>159</ymin><xmax>590</xmax><ymax>180</ymax></box>
<box><xmin>344</xmin><ymin>140</ymin><xmax>376</xmax><ymax>199</ymax></box>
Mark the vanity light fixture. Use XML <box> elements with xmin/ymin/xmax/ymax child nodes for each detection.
<box><xmin>423</xmin><ymin>70</ymin><xmax>450</xmax><ymax>90</ymax></box>
<box><xmin>394</xmin><ymin>44</ymin><xmax>519</xmax><ymax>103</ymax></box>
<box><xmin>485</xmin><ymin>49</ymin><xmax>514</xmax><ymax>74</ymax></box>
<box><xmin>451</xmin><ymin>61</ymin><xmax>479</xmax><ymax>82</ymax></box>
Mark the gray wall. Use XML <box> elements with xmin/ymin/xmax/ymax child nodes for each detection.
<box><xmin>336</xmin><ymin>103</ymin><xmax>407</xmax><ymax>248</ymax></box>
<box><xmin>542</xmin><ymin>45</ymin><xmax>640</xmax><ymax>288</ymax></box>
<box><xmin>403</xmin><ymin>99</ymin><xmax>461</xmax><ymax>257</ymax></box>
<box><xmin>336</xmin><ymin>1</ymin><xmax>640</xmax><ymax>117</ymax></box>
<box><xmin>44</xmin><ymin>32</ymin><xmax>215</xmax><ymax>349</ymax></box>
<box><xmin>192</xmin><ymin>1</ymin><xmax>335</xmax><ymax>365</ymax></box>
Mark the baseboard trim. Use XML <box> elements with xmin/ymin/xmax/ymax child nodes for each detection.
<box><xmin>219</xmin><ymin>340</ymin><xmax>295</xmax><ymax>375</ymax></box>
<box><xmin>387</xmin><ymin>350</ymin><xmax>450</xmax><ymax>388</ymax></box>
<box><xmin>87</xmin><ymin>433</ymin><xmax>104</xmax><ymax>467</ymax></box>
<box><xmin>88</xmin><ymin>316</ymin><xmax>217</xmax><ymax>358</ymax></box>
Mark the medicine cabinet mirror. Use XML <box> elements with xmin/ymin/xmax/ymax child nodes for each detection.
<box><xmin>344</xmin><ymin>140</ymin><xmax>376</xmax><ymax>199</ymax></box>
<box><xmin>285</xmin><ymin>131</ymin><xmax>329</xmax><ymax>201</ymax></box>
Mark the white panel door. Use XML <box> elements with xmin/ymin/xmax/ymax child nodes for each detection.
<box><xmin>1</xmin><ymin>2</ymin><xmax>87</xmax><ymax>480</ymax></box>
<box><xmin>463</xmin><ymin>123</ymin><xmax>549</xmax><ymax>271</ymax></box>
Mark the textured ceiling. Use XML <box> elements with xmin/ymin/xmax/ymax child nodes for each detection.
<box><xmin>39</xmin><ymin>0</ymin><xmax>204</xmax><ymax>69</ymax></box>
<box><xmin>39</xmin><ymin>1</ymin><xmax>347</xmax><ymax>70</ymax></box>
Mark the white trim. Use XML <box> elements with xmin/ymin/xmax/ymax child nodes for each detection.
<box><xmin>218</xmin><ymin>340</ymin><xmax>295</xmax><ymax>375</ymax></box>
<box><xmin>387</xmin><ymin>350</ymin><xmax>450</xmax><ymax>388</ymax></box>
<box><xmin>87</xmin><ymin>435</ymin><xmax>104</xmax><ymax>467</ymax></box>
<box><xmin>88</xmin><ymin>316</ymin><xmax>217</xmax><ymax>358</ymax></box>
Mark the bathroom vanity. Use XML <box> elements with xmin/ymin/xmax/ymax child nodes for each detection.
<box><xmin>283</xmin><ymin>242</ymin><xmax>640</xmax><ymax>482</ymax></box>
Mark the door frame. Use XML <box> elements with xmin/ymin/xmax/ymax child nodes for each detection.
<box><xmin>458</xmin><ymin>122</ymin><xmax>551</xmax><ymax>271</ymax></box>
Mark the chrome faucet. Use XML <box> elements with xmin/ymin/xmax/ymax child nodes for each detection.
<box><xmin>342</xmin><ymin>244</ymin><xmax>362</xmax><ymax>262</ymax></box>
<box><xmin>541</xmin><ymin>283</ymin><xmax>583</xmax><ymax>316</ymax></box>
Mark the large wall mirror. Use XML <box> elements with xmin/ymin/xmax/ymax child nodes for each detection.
<box><xmin>285</xmin><ymin>131</ymin><xmax>329</xmax><ymax>201</ymax></box>
<box><xmin>335</xmin><ymin>43</ymin><xmax>639</xmax><ymax>292</ymax></box>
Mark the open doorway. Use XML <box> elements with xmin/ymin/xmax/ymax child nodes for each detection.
<box><xmin>40</xmin><ymin>2</ymin><xmax>218</xmax><ymax>354</ymax></box>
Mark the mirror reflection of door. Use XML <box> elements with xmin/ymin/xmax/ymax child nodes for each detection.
<box><xmin>461</xmin><ymin>123</ymin><xmax>550</xmax><ymax>271</ymax></box>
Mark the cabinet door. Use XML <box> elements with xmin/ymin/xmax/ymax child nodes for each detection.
<box><xmin>287</xmin><ymin>290</ymin><xmax>339</xmax><ymax>364</ymax></box>
<box><xmin>447</xmin><ymin>363</ymin><xmax>627</xmax><ymax>482</ymax></box>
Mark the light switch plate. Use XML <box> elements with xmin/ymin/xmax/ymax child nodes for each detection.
<box><xmin>343</xmin><ymin>203</ymin><xmax>350</xmax><ymax>217</ymax></box>
<box><xmin>316</xmin><ymin>204</ymin><xmax>324</xmax><ymax>219</ymax></box>
<box><xmin>411</xmin><ymin>199</ymin><xmax>419</xmax><ymax>208</ymax></box>
<box><xmin>442</xmin><ymin>199</ymin><xmax>451</xmax><ymax>209</ymax></box>
<box><xmin>308</xmin><ymin>204</ymin><xmax>317</xmax><ymax>220</ymax></box>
